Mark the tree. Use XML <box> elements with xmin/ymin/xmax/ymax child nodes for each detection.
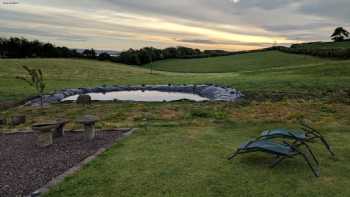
<box><xmin>331</xmin><ymin>27</ymin><xmax>349</xmax><ymax>42</ymax></box>
<box><xmin>16</xmin><ymin>66</ymin><xmax>46</xmax><ymax>107</ymax></box>
<box><xmin>82</xmin><ymin>48</ymin><xmax>96</xmax><ymax>58</ymax></box>
<box><xmin>90</xmin><ymin>48</ymin><xmax>96</xmax><ymax>58</ymax></box>
<box><xmin>98</xmin><ymin>52</ymin><xmax>111</xmax><ymax>61</ymax></box>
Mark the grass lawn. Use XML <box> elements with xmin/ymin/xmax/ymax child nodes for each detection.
<box><xmin>1</xmin><ymin>51</ymin><xmax>350</xmax><ymax>196</ymax></box>
<box><xmin>1</xmin><ymin>101</ymin><xmax>350</xmax><ymax>197</ymax></box>
<box><xmin>1</xmin><ymin>51</ymin><xmax>350</xmax><ymax>101</ymax></box>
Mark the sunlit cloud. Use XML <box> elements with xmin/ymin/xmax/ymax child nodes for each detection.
<box><xmin>230</xmin><ymin>0</ymin><xmax>240</xmax><ymax>4</ymax></box>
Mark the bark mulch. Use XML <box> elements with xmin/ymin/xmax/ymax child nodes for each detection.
<box><xmin>0</xmin><ymin>129</ymin><xmax>129</xmax><ymax>197</ymax></box>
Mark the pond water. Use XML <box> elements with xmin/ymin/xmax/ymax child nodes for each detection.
<box><xmin>62</xmin><ymin>90</ymin><xmax>209</xmax><ymax>102</ymax></box>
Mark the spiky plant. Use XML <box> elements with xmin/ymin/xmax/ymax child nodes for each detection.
<box><xmin>16</xmin><ymin>66</ymin><xmax>46</xmax><ymax>107</ymax></box>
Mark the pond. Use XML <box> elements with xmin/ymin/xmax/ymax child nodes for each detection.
<box><xmin>62</xmin><ymin>90</ymin><xmax>209</xmax><ymax>102</ymax></box>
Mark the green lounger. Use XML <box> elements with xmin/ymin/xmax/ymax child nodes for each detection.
<box><xmin>258</xmin><ymin>122</ymin><xmax>335</xmax><ymax>156</ymax></box>
<box><xmin>228</xmin><ymin>139</ymin><xmax>320</xmax><ymax>177</ymax></box>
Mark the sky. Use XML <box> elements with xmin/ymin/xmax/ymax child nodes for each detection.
<box><xmin>0</xmin><ymin>0</ymin><xmax>349</xmax><ymax>51</ymax></box>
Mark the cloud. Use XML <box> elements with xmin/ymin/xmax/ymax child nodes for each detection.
<box><xmin>298</xmin><ymin>0</ymin><xmax>350</xmax><ymax>23</ymax></box>
<box><xmin>0</xmin><ymin>0</ymin><xmax>348</xmax><ymax>50</ymax></box>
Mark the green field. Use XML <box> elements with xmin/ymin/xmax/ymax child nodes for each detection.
<box><xmin>1</xmin><ymin>51</ymin><xmax>349</xmax><ymax>101</ymax></box>
<box><xmin>1</xmin><ymin>50</ymin><xmax>350</xmax><ymax>196</ymax></box>
<box><xmin>145</xmin><ymin>51</ymin><xmax>332</xmax><ymax>73</ymax></box>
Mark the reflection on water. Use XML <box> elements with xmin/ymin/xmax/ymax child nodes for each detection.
<box><xmin>62</xmin><ymin>90</ymin><xmax>209</xmax><ymax>102</ymax></box>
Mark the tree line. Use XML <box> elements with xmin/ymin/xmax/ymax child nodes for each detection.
<box><xmin>0</xmin><ymin>37</ymin><xmax>83</xmax><ymax>58</ymax></box>
<box><xmin>0</xmin><ymin>36</ymin><xmax>273</xmax><ymax>65</ymax></box>
<box><xmin>118</xmin><ymin>47</ymin><xmax>234</xmax><ymax>65</ymax></box>
<box><xmin>0</xmin><ymin>37</ymin><xmax>234</xmax><ymax>65</ymax></box>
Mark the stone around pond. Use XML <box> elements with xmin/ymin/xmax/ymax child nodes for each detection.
<box><xmin>76</xmin><ymin>94</ymin><xmax>92</xmax><ymax>105</ymax></box>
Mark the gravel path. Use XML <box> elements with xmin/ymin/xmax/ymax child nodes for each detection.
<box><xmin>0</xmin><ymin>130</ymin><xmax>127</xmax><ymax>196</ymax></box>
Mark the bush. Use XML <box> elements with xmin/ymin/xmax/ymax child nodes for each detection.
<box><xmin>98</xmin><ymin>52</ymin><xmax>111</xmax><ymax>61</ymax></box>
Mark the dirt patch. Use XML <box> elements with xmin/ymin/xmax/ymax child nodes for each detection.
<box><xmin>0</xmin><ymin>130</ymin><xmax>129</xmax><ymax>197</ymax></box>
<box><xmin>158</xmin><ymin>108</ymin><xmax>182</xmax><ymax>120</ymax></box>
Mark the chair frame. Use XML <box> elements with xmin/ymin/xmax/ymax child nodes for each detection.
<box><xmin>258</xmin><ymin>122</ymin><xmax>335</xmax><ymax>157</ymax></box>
<box><xmin>228</xmin><ymin>139</ymin><xmax>320</xmax><ymax>177</ymax></box>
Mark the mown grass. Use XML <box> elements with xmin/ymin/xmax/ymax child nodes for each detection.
<box><xmin>145</xmin><ymin>51</ymin><xmax>331</xmax><ymax>73</ymax></box>
<box><xmin>1</xmin><ymin>101</ymin><xmax>350</xmax><ymax>197</ymax></box>
<box><xmin>1</xmin><ymin>51</ymin><xmax>350</xmax><ymax>102</ymax></box>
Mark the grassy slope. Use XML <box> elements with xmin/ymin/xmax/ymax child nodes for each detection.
<box><xmin>145</xmin><ymin>51</ymin><xmax>330</xmax><ymax>73</ymax></box>
<box><xmin>1</xmin><ymin>101</ymin><xmax>349</xmax><ymax>197</ymax></box>
<box><xmin>1</xmin><ymin>52</ymin><xmax>350</xmax><ymax>101</ymax></box>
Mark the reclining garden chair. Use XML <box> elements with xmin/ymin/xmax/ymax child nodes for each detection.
<box><xmin>228</xmin><ymin>139</ymin><xmax>320</xmax><ymax>177</ymax></box>
<box><xmin>258</xmin><ymin>122</ymin><xmax>335</xmax><ymax>157</ymax></box>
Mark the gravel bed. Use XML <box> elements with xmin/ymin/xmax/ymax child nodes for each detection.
<box><xmin>0</xmin><ymin>130</ymin><xmax>127</xmax><ymax>196</ymax></box>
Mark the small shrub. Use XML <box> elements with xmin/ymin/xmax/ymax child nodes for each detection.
<box><xmin>16</xmin><ymin>66</ymin><xmax>46</xmax><ymax>107</ymax></box>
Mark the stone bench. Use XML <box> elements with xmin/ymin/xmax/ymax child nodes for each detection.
<box><xmin>32</xmin><ymin>119</ymin><xmax>69</xmax><ymax>147</ymax></box>
<box><xmin>53</xmin><ymin>119</ymin><xmax>69</xmax><ymax>137</ymax></box>
<box><xmin>32</xmin><ymin>123</ymin><xmax>59</xmax><ymax>147</ymax></box>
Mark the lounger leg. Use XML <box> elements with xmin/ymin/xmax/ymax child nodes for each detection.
<box><xmin>270</xmin><ymin>156</ymin><xmax>286</xmax><ymax>168</ymax></box>
<box><xmin>228</xmin><ymin>150</ymin><xmax>241</xmax><ymax>160</ymax></box>
<box><xmin>302</xmin><ymin>123</ymin><xmax>335</xmax><ymax>157</ymax></box>
<box><xmin>300</xmin><ymin>152</ymin><xmax>320</xmax><ymax>177</ymax></box>
<box><xmin>302</xmin><ymin>142</ymin><xmax>320</xmax><ymax>165</ymax></box>
<box><xmin>319</xmin><ymin>137</ymin><xmax>335</xmax><ymax>157</ymax></box>
<box><xmin>294</xmin><ymin>143</ymin><xmax>320</xmax><ymax>177</ymax></box>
